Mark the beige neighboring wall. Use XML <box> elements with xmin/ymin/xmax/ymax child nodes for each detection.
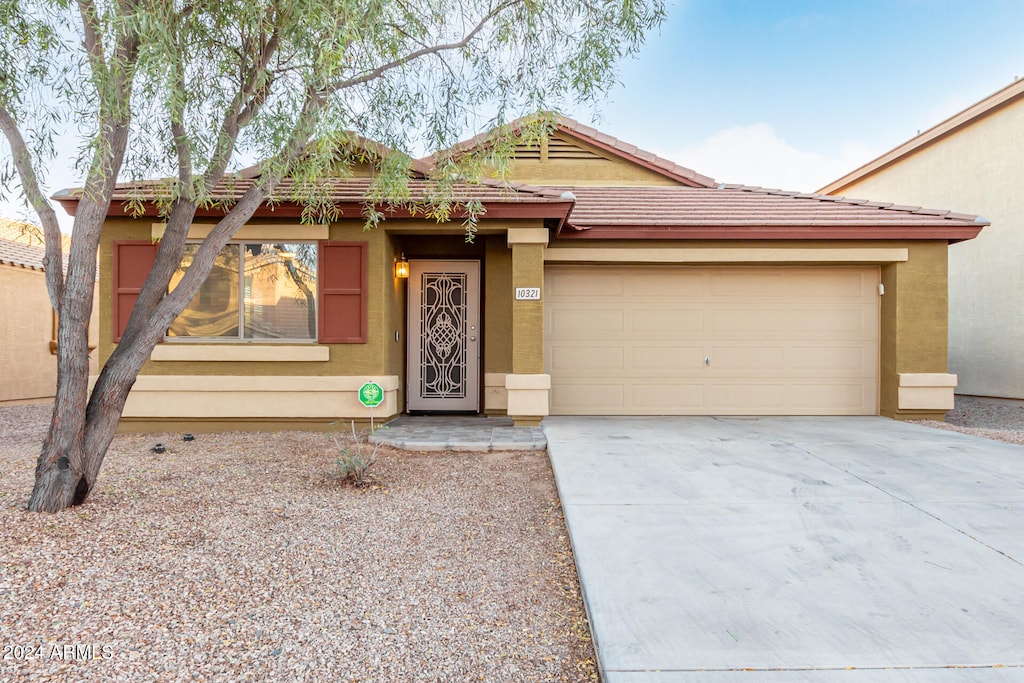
<box><xmin>822</xmin><ymin>80</ymin><xmax>1023</xmax><ymax>399</ymax></box>
<box><xmin>0</xmin><ymin>265</ymin><xmax>57</xmax><ymax>402</ymax></box>
<box><xmin>0</xmin><ymin>263</ymin><xmax>99</xmax><ymax>404</ymax></box>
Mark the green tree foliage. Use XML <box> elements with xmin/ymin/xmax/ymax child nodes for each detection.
<box><xmin>0</xmin><ymin>0</ymin><xmax>664</xmax><ymax>512</ymax></box>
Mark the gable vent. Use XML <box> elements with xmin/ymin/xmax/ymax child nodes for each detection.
<box><xmin>512</xmin><ymin>143</ymin><xmax>542</xmax><ymax>159</ymax></box>
<box><xmin>547</xmin><ymin>136</ymin><xmax>603</xmax><ymax>160</ymax></box>
<box><xmin>512</xmin><ymin>134</ymin><xmax>607</xmax><ymax>162</ymax></box>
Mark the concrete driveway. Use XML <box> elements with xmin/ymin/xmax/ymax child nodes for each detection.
<box><xmin>543</xmin><ymin>417</ymin><xmax>1024</xmax><ymax>682</ymax></box>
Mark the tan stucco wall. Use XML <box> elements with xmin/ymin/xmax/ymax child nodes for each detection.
<box><xmin>100</xmin><ymin>217</ymin><xmax>532</xmax><ymax>424</ymax></box>
<box><xmin>880</xmin><ymin>241</ymin><xmax>950</xmax><ymax>419</ymax></box>
<box><xmin>508</xmin><ymin>157</ymin><xmax>682</xmax><ymax>186</ymax></box>
<box><xmin>484</xmin><ymin>237</ymin><xmax>513</xmax><ymax>375</ymax></box>
<box><xmin>827</xmin><ymin>100</ymin><xmax>1024</xmax><ymax>398</ymax></box>
<box><xmin>384</xmin><ymin>234</ymin><xmax>406</xmax><ymax>412</ymax></box>
<box><xmin>1</xmin><ymin>264</ymin><xmax>99</xmax><ymax>404</ymax></box>
<box><xmin>99</xmin><ymin>218</ymin><xmax>393</xmax><ymax>379</ymax></box>
<box><xmin>511</xmin><ymin>242</ymin><xmax>545</xmax><ymax>374</ymax></box>
<box><xmin>99</xmin><ymin>218</ymin><xmax>400</xmax><ymax>427</ymax></box>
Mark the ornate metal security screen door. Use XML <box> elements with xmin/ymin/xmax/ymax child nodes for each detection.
<box><xmin>407</xmin><ymin>261</ymin><xmax>481</xmax><ymax>411</ymax></box>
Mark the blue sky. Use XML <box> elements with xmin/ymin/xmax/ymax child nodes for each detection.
<box><xmin>4</xmin><ymin>1</ymin><xmax>1024</xmax><ymax>229</ymax></box>
<box><xmin>591</xmin><ymin>0</ymin><xmax>1024</xmax><ymax>192</ymax></box>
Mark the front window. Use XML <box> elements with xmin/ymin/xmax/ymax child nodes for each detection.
<box><xmin>168</xmin><ymin>243</ymin><xmax>318</xmax><ymax>341</ymax></box>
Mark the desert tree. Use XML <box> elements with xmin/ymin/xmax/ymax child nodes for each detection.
<box><xmin>0</xmin><ymin>0</ymin><xmax>665</xmax><ymax>512</ymax></box>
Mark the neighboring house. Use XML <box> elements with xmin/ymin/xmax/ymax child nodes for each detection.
<box><xmin>820</xmin><ymin>78</ymin><xmax>1024</xmax><ymax>400</ymax></box>
<box><xmin>55</xmin><ymin>117</ymin><xmax>985</xmax><ymax>431</ymax></box>
<box><xmin>0</xmin><ymin>220</ymin><xmax>99</xmax><ymax>404</ymax></box>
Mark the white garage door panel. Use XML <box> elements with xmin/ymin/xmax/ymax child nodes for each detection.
<box><xmin>544</xmin><ymin>265</ymin><xmax>879</xmax><ymax>416</ymax></box>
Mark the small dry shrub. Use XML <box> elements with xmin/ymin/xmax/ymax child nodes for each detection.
<box><xmin>330</xmin><ymin>420</ymin><xmax>382</xmax><ymax>487</ymax></box>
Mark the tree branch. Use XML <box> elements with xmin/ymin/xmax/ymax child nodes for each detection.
<box><xmin>111</xmin><ymin>13</ymin><xmax>286</xmax><ymax>360</ymax></box>
<box><xmin>76</xmin><ymin>0</ymin><xmax>107</xmax><ymax>78</ymax></box>
<box><xmin>0</xmin><ymin>105</ymin><xmax>66</xmax><ymax>309</ymax></box>
<box><xmin>168</xmin><ymin>41</ymin><xmax>193</xmax><ymax>193</ymax></box>
<box><xmin>329</xmin><ymin>0</ymin><xmax>523</xmax><ymax>92</ymax></box>
<box><xmin>141</xmin><ymin>87</ymin><xmax>326</xmax><ymax>342</ymax></box>
<box><xmin>201</xmin><ymin>27</ymin><xmax>282</xmax><ymax>197</ymax></box>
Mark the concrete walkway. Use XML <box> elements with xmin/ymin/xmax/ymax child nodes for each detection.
<box><xmin>370</xmin><ymin>415</ymin><xmax>547</xmax><ymax>451</ymax></box>
<box><xmin>544</xmin><ymin>416</ymin><xmax>1024</xmax><ymax>682</ymax></box>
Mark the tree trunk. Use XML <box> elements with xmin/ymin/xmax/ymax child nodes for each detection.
<box><xmin>27</xmin><ymin>141</ymin><xmax>128</xmax><ymax>511</ymax></box>
<box><xmin>28</xmin><ymin>339</ymin><xmax>139</xmax><ymax>512</ymax></box>
<box><xmin>29</xmin><ymin>441</ymin><xmax>90</xmax><ymax>512</ymax></box>
<box><xmin>28</xmin><ymin>265</ymin><xmax>97</xmax><ymax>512</ymax></box>
<box><xmin>25</xmin><ymin>73</ymin><xmax>311</xmax><ymax>512</ymax></box>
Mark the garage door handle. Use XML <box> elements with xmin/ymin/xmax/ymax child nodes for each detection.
<box><xmin>705</xmin><ymin>356</ymin><xmax>711</xmax><ymax>366</ymax></box>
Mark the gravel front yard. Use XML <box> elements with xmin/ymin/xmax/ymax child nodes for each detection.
<box><xmin>0</xmin><ymin>404</ymin><xmax>597</xmax><ymax>682</ymax></box>
<box><xmin>915</xmin><ymin>395</ymin><xmax>1024</xmax><ymax>445</ymax></box>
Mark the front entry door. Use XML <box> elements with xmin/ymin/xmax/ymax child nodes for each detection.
<box><xmin>407</xmin><ymin>260</ymin><xmax>481</xmax><ymax>411</ymax></box>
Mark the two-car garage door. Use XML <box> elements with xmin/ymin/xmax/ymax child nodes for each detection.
<box><xmin>544</xmin><ymin>265</ymin><xmax>879</xmax><ymax>415</ymax></box>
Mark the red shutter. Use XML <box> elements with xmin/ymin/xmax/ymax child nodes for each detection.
<box><xmin>318</xmin><ymin>241</ymin><xmax>368</xmax><ymax>343</ymax></box>
<box><xmin>112</xmin><ymin>241</ymin><xmax>158</xmax><ymax>342</ymax></box>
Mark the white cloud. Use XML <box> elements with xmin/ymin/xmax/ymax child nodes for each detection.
<box><xmin>667</xmin><ymin>123</ymin><xmax>878</xmax><ymax>193</ymax></box>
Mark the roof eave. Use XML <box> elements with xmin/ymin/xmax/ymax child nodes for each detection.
<box><xmin>556</xmin><ymin>223</ymin><xmax>985</xmax><ymax>243</ymax></box>
<box><xmin>65</xmin><ymin>197</ymin><xmax>574</xmax><ymax>223</ymax></box>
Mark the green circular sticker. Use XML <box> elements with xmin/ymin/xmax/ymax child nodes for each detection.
<box><xmin>358</xmin><ymin>382</ymin><xmax>384</xmax><ymax>407</ymax></box>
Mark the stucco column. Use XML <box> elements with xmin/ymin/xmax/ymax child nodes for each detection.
<box><xmin>506</xmin><ymin>228</ymin><xmax>549</xmax><ymax>426</ymax></box>
<box><xmin>880</xmin><ymin>241</ymin><xmax>957</xmax><ymax>420</ymax></box>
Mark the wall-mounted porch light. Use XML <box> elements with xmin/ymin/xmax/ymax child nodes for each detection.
<box><xmin>395</xmin><ymin>253</ymin><xmax>409</xmax><ymax>279</ymax></box>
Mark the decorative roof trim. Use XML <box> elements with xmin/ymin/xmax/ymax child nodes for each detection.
<box><xmin>819</xmin><ymin>77</ymin><xmax>1024</xmax><ymax>194</ymax></box>
<box><xmin>422</xmin><ymin>113</ymin><xmax>716</xmax><ymax>188</ymax></box>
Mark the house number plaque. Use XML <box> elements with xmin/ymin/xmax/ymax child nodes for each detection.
<box><xmin>515</xmin><ymin>287</ymin><xmax>541</xmax><ymax>301</ymax></box>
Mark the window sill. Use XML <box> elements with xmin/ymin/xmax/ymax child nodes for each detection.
<box><xmin>150</xmin><ymin>345</ymin><xmax>329</xmax><ymax>362</ymax></box>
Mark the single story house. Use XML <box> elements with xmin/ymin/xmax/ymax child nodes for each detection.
<box><xmin>0</xmin><ymin>220</ymin><xmax>99</xmax><ymax>404</ymax></box>
<box><xmin>820</xmin><ymin>78</ymin><xmax>1024</xmax><ymax>400</ymax></box>
<box><xmin>56</xmin><ymin>117</ymin><xmax>985</xmax><ymax>431</ymax></box>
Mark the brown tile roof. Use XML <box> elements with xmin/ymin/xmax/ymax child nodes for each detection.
<box><xmin>0</xmin><ymin>219</ymin><xmax>52</xmax><ymax>270</ymax></box>
<box><xmin>0</xmin><ymin>219</ymin><xmax>88</xmax><ymax>275</ymax></box>
<box><xmin>118</xmin><ymin>176</ymin><xmax>565</xmax><ymax>204</ymax></box>
<box><xmin>55</xmin><ymin>176</ymin><xmax>575</xmax><ymax>221</ymax></box>
<box><xmin>556</xmin><ymin>185</ymin><xmax>987</xmax><ymax>242</ymax></box>
<box><xmin>422</xmin><ymin>113</ymin><xmax>716</xmax><ymax>188</ymax></box>
<box><xmin>820</xmin><ymin>77</ymin><xmax>1024</xmax><ymax>195</ymax></box>
<box><xmin>0</xmin><ymin>235</ymin><xmax>48</xmax><ymax>270</ymax></box>
<box><xmin>55</xmin><ymin>177</ymin><xmax>986</xmax><ymax>242</ymax></box>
